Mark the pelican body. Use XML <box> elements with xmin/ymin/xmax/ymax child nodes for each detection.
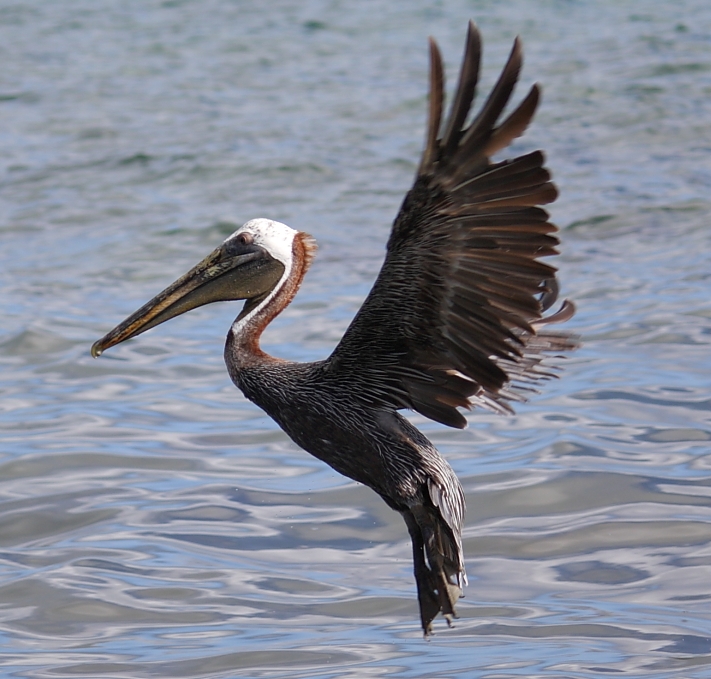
<box><xmin>92</xmin><ymin>23</ymin><xmax>576</xmax><ymax>635</ymax></box>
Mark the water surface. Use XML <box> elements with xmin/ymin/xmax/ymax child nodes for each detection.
<box><xmin>1</xmin><ymin>1</ymin><xmax>711</xmax><ymax>677</ymax></box>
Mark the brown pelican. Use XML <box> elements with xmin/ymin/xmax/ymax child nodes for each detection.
<box><xmin>92</xmin><ymin>22</ymin><xmax>576</xmax><ymax>635</ymax></box>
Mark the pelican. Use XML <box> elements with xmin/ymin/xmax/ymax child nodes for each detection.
<box><xmin>92</xmin><ymin>22</ymin><xmax>576</xmax><ymax>635</ymax></box>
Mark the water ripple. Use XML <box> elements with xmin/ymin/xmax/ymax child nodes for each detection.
<box><xmin>1</xmin><ymin>1</ymin><xmax>711</xmax><ymax>677</ymax></box>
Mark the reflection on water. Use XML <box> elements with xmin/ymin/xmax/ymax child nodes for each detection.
<box><xmin>1</xmin><ymin>1</ymin><xmax>711</xmax><ymax>677</ymax></box>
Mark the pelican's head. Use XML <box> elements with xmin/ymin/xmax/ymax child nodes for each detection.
<box><xmin>91</xmin><ymin>219</ymin><xmax>306</xmax><ymax>357</ymax></box>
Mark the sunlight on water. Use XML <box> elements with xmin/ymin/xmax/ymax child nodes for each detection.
<box><xmin>1</xmin><ymin>1</ymin><xmax>711</xmax><ymax>677</ymax></box>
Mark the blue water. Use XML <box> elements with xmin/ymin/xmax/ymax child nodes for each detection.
<box><xmin>1</xmin><ymin>1</ymin><xmax>711</xmax><ymax>677</ymax></box>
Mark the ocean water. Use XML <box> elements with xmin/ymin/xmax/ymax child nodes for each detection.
<box><xmin>1</xmin><ymin>1</ymin><xmax>710</xmax><ymax>677</ymax></box>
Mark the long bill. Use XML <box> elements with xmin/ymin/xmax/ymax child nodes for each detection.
<box><xmin>91</xmin><ymin>241</ymin><xmax>285</xmax><ymax>357</ymax></box>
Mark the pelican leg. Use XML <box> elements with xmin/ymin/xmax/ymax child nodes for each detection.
<box><xmin>419</xmin><ymin>523</ymin><xmax>459</xmax><ymax>624</ymax></box>
<box><xmin>402</xmin><ymin>509</ymin><xmax>440</xmax><ymax>636</ymax></box>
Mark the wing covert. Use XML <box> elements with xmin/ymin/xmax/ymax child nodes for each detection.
<box><xmin>324</xmin><ymin>22</ymin><xmax>576</xmax><ymax>428</ymax></box>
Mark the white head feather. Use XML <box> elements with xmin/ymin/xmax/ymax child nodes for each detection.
<box><xmin>225</xmin><ymin>218</ymin><xmax>297</xmax><ymax>269</ymax></box>
<box><xmin>226</xmin><ymin>218</ymin><xmax>298</xmax><ymax>336</ymax></box>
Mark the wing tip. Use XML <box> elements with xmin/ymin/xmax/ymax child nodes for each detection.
<box><xmin>419</xmin><ymin>37</ymin><xmax>445</xmax><ymax>175</ymax></box>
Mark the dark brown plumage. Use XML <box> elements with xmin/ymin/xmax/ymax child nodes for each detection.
<box><xmin>92</xmin><ymin>22</ymin><xmax>576</xmax><ymax>636</ymax></box>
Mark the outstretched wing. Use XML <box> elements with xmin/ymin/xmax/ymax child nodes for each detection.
<box><xmin>323</xmin><ymin>22</ymin><xmax>576</xmax><ymax>429</ymax></box>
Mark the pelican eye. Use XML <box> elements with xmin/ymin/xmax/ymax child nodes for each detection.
<box><xmin>223</xmin><ymin>232</ymin><xmax>257</xmax><ymax>258</ymax></box>
<box><xmin>235</xmin><ymin>232</ymin><xmax>254</xmax><ymax>246</ymax></box>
